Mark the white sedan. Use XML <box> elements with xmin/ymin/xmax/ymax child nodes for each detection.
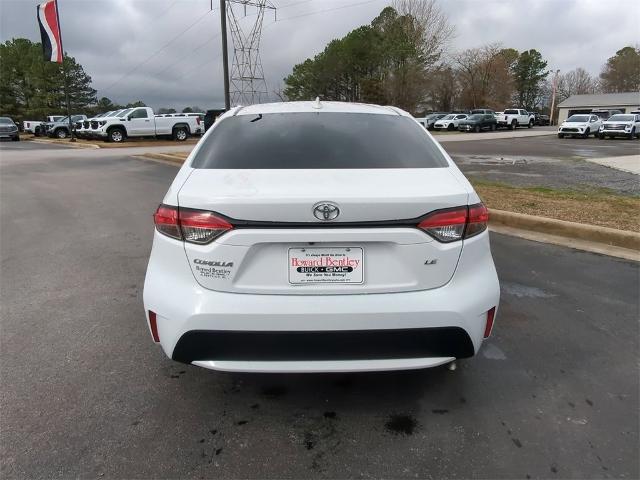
<box><xmin>433</xmin><ymin>114</ymin><xmax>469</xmax><ymax>131</ymax></box>
<box><xmin>143</xmin><ymin>101</ymin><xmax>500</xmax><ymax>373</ymax></box>
<box><xmin>558</xmin><ymin>114</ymin><xmax>602</xmax><ymax>138</ymax></box>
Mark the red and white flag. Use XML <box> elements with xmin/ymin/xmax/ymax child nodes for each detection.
<box><xmin>37</xmin><ymin>0</ymin><xmax>63</xmax><ymax>63</ymax></box>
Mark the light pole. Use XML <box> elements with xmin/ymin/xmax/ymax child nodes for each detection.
<box><xmin>549</xmin><ymin>69</ymin><xmax>560</xmax><ymax>126</ymax></box>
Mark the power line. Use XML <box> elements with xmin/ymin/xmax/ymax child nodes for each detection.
<box><xmin>271</xmin><ymin>0</ymin><xmax>383</xmax><ymax>22</ymax></box>
<box><xmin>99</xmin><ymin>7</ymin><xmax>214</xmax><ymax>96</ymax></box>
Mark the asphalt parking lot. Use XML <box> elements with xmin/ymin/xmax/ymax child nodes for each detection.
<box><xmin>1</xmin><ymin>141</ymin><xmax>638</xmax><ymax>479</ymax></box>
<box><xmin>443</xmin><ymin>135</ymin><xmax>640</xmax><ymax>195</ymax></box>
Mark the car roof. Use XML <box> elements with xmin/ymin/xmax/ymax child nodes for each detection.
<box><xmin>235</xmin><ymin>101</ymin><xmax>405</xmax><ymax>117</ymax></box>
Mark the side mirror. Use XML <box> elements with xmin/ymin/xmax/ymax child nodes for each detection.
<box><xmin>127</xmin><ymin>116</ymin><xmax>132</xmax><ymax>121</ymax></box>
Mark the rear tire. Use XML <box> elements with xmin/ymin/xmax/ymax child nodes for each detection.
<box><xmin>474</xmin><ymin>125</ymin><xmax>481</xmax><ymax>133</ymax></box>
<box><xmin>508</xmin><ymin>120</ymin><xmax>516</xmax><ymax>130</ymax></box>
<box><xmin>490</xmin><ymin>124</ymin><xmax>496</xmax><ymax>131</ymax></box>
<box><xmin>558</xmin><ymin>133</ymin><xmax>564</xmax><ymax>139</ymax></box>
<box><xmin>173</xmin><ymin>126</ymin><xmax>188</xmax><ymax>141</ymax></box>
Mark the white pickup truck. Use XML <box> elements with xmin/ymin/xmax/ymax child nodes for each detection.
<box><xmin>497</xmin><ymin>109</ymin><xmax>535</xmax><ymax>130</ymax></box>
<box><xmin>94</xmin><ymin>107</ymin><xmax>200</xmax><ymax>142</ymax></box>
<box><xmin>23</xmin><ymin>115</ymin><xmax>64</xmax><ymax>135</ymax></box>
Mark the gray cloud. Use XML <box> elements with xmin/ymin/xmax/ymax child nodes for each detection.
<box><xmin>1</xmin><ymin>0</ymin><xmax>638</xmax><ymax>110</ymax></box>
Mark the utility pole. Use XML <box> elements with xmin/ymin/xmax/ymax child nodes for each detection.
<box><xmin>219</xmin><ymin>0</ymin><xmax>231</xmax><ymax>110</ymax></box>
<box><xmin>55</xmin><ymin>0</ymin><xmax>75</xmax><ymax>141</ymax></box>
<box><xmin>549</xmin><ymin>69</ymin><xmax>560</xmax><ymax>126</ymax></box>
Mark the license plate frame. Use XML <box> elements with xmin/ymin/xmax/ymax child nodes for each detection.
<box><xmin>288</xmin><ymin>247</ymin><xmax>364</xmax><ymax>285</ymax></box>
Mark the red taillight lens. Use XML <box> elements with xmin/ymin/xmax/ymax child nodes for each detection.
<box><xmin>153</xmin><ymin>205</ymin><xmax>181</xmax><ymax>240</ymax></box>
<box><xmin>484</xmin><ymin>307</ymin><xmax>496</xmax><ymax>338</ymax></box>
<box><xmin>153</xmin><ymin>204</ymin><xmax>233</xmax><ymax>244</ymax></box>
<box><xmin>417</xmin><ymin>203</ymin><xmax>489</xmax><ymax>243</ymax></box>
<box><xmin>148</xmin><ymin>310</ymin><xmax>160</xmax><ymax>342</ymax></box>
<box><xmin>179</xmin><ymin>208</ymin><xmax>233</xmax><ymax>244</ymax></box>
<box><xmin>466</xmin><ymin>203</ymin><xmax>489</xmax><ymax>238</ymax></box>
<box><xmin>418</xmin><ymin>207</ymin><xmax>468</xmax><ymax>242</ymax></box>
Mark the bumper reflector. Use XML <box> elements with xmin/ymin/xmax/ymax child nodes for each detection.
<box><xmin>148</xmin><ymin>311</ymin><xmax>160</xmax><ymax>342</ymax></box>
<box><xmin>484</xmin><ymin>307</ymin><xmax>496</xmax><ymax>338</ymax></box>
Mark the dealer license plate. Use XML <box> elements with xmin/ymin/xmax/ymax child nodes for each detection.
<box><xmin>288</xmin><ymin>247</ymin><xmax>364</xmax><ymax>285</ymax></box>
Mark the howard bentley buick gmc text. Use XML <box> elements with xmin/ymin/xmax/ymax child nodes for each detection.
<box><xmin>143</xmin><ymin>101</ymin><xmax>500</xmax><ymax>373</ymax></box>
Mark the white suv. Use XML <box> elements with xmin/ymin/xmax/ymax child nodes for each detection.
<box><xmin>598</xmin><ymin>113</ymin><xmax>640</xmax><ymax>139</ymax></box>
<box><xmin>558</xmin><ymin>114</ymin><xmax>602</xmax><ymax>138</ymax></box>
<box><xmin>143</xmin><ymin>101</ymin><xmax>500</xmax><ymax>373</ymax></box>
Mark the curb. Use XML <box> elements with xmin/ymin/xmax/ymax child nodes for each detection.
<box><xmin>27</xmin><ymin>138</ymin><xmax>101</xmax><ymax>149</ymax></box>
<box><xmin>490</xmin><ymin>209</ymin><xmax>640</xmax><ymax>251</ymax></box>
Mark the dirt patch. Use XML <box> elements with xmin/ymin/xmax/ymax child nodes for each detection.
<box><xmin>474</xmin><ymin>181</ymin><xmax>640</xmax><ymax>232</ymax></box>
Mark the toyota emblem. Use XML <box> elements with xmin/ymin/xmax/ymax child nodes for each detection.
<box><xmin>313</xmin><ymin>202</ymin><xmax>340</xmax><ymax>221</ymax></box>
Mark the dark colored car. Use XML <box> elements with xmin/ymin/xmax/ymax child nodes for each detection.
<box><xmin>204</xmin><ymin>108</ymin><xmax>227</xmax><ymax>132</ymax></box>
<box><xmin>458</xmin><ymin>114</ymin><xmax>497</xmax><ymax>132</ymax></box>
<box><xmin>0</xmin><ymin>117</ymin><xmax>19</xmax><ymax>141</ymax></box>
<box><xmin>534</xmin><ymin>113</ymin><xmax>550</xmax><ymax>126</ymax></box>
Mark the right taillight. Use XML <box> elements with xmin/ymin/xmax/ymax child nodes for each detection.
<box><xmin>465</xmin><ymin>203</ymin><xmax>489</xmax><ymax>238</ymax></box>
<box><xmin>417</xmin><ymin>203</ymin><xmax>489</xmax><ymax>242</ymax></box>
<box><xmin>153</xmin><ymin>204</ymin><xmax>233</xmax><ymax>244</ymax></box>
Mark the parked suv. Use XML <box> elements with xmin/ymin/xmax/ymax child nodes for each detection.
<box><xmin>598</xmin><ymin>113</ymin><xmax>640</xmax><ymax>139</ymax></box>
<box><xmin>458</xmin><ymin>113</ymin><xmax>497</xmax><ymax>132</ymax></box>
<box><xmin>558</xmin><ymin>114</ymin><xmax>602</xmax><ymax>138</ymax></box>
<box><xmin>0</xmin><ymin>117</ymin><xmax>19</xmax><ymax>141</ymax></box>
<box><xmin>433</xmin><ymin>114</ymin><xmax>468</xmax><ymax>131</ymax></box>
<box><xmin>143</xmin><ymin>101</ymin><xmax>500</xmax><ymax>373</ymax></box>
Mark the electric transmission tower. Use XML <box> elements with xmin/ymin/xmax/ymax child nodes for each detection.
<box><xmin>225</xmin><ymin>0</ymin><xmax>275</xmax><ymax>106</ymax></box>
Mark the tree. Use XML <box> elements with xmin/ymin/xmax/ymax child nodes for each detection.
<box><xmin>158</xmin><ymin>107</ymin><xmax>176</xmax><ymax>114</ymax></box>
<box><xmin>599</xmin><ymin>46</ymin><xmax>640</xmax><ymax>93</ymax></box>
<box><xmin>452</xmin><ymin>44</ymin><xmax>513</xmax><ymax>109</ymax></box>
<box><xmin>557</xmin><ymin>68</ymin><xmax>600</xmax><ymax>102</ymax></box>
<box><xmin>126</xmin><ymin>100</ymin><xmax>146</xmax><ymax>108</ymax></box>
<box><xmin>0</xmin><ymin>38</ymin><xmax>96</xmax><ymax>122</ymax></box>
<box><xmin>512</xmin><ymin>49</ymin><xmax>549</xmax><ymax>110</ymax></box>
<box><xmin>283</xmin><ymin>2</ymin><xmax>453</xmax><ymax>113</ymax></box>
<box><xmin>182</xmin><ymin>107</ymin><xmax>194</xmax><ymax>113</ymax></box>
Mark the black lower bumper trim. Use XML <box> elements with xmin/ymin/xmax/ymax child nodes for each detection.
<box><xmin>172</xmin><ymin>327</ymin><xmax>475</xmax><ymax>363</ymax></box>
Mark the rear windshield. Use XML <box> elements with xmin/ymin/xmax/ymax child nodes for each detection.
<box><xmin>191</xmin><ymin>113</ymin><xmax>448</xmax><ymax>169</ymax></box>
<box><xmin>504</xmin><ymin>109</ymin><xmax>518</xmax><ymax>114</ymax></box>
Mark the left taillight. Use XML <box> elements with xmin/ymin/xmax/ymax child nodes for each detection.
<box><xmin>153</xmin><ymin>204</ymin><xmax>233</xmax><ymax>244</ymax></box>
<box><xmin>417</xmin><ymin>203</ymin><xmax>489</xmax><ymax>243</ymax></box>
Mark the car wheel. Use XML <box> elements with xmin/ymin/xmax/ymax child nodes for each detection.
<box><xmin>598</xmin><ymin>133</ymin><xmax>604</xmax><ymax>140</ymax></box>
<box><xmin>173</xmin><ymin>127</ymin><xmax>188</xmax><ymax>141</ymax></box>
<box><xmin>490</xmin><ymin>124</ymin><xmax>496</xmax><ymax>131</ymax></box>
<box><xmin>55</xmin><ymin>128</ymin><xmax>68</xmax><ymax>139</ymax></box>
<box><xmin>12</xmin><ymin>135</ymin><xmax>19</xmax><ymax>142</ymax></box>
<box><xmin>558</xmin><ymin>133</ymin><xmax>564</xmax><ymax>139</ymax></box>
<box><xmin>474</xmin><ymin>125</ymin><xmax>481</xmax><ymax>133</ymax></box>
<box><xmin>447</xmin><ymin>124</ymin><xmax>454</xmax><ymax>131</ymax></box>
<box><xmin>528</xmin><ymin>120</ymin><xmax>533</xmax><ymax>129</ymax></box>
<box><xmin>108</xmin><ymin>128</ymin><xmax>125</xmax><ymax>143</ymax></box>
<box><xmin>582</xmin><ymin>128</ymin><xmax>590</xmax><ymax>139</ymax></box>
<box><xmin>509</xmin><ymin>120</ymin><xmax>516</xmax><ymax>130</ymax></box>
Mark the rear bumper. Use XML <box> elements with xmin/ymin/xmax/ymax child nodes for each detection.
<box><xmin>143</xmin><ymin>231</ymin><xmax>500</xmax><ymax>372</ymax></box>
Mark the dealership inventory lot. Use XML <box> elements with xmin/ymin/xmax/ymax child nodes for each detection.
<box><xmin>1</xmin><ymin>145</ymin><xmax>638</xmax><ymax>479</ymax></box>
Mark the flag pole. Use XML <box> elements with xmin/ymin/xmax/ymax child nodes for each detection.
<box><xmin>54</xmin><ymin>0</ymin><xmax>75</xmax><ymax>141</ymax></box>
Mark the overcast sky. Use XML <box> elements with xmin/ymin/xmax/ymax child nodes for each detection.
<box><xmin>1</xmin><ymin>0</ymin><xmax>638</xmax><ymax>110</ymax></box>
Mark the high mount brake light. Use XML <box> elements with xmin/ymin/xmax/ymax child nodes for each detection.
<box><xmin>153</xmin><ymin>204</ymin><xmax>233</xmax><ymax>244</ymax></box>
<box><xmin>417</xmin><ymin>203</ymin><xmax>488</xmax><ymax>242</ymax></box>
